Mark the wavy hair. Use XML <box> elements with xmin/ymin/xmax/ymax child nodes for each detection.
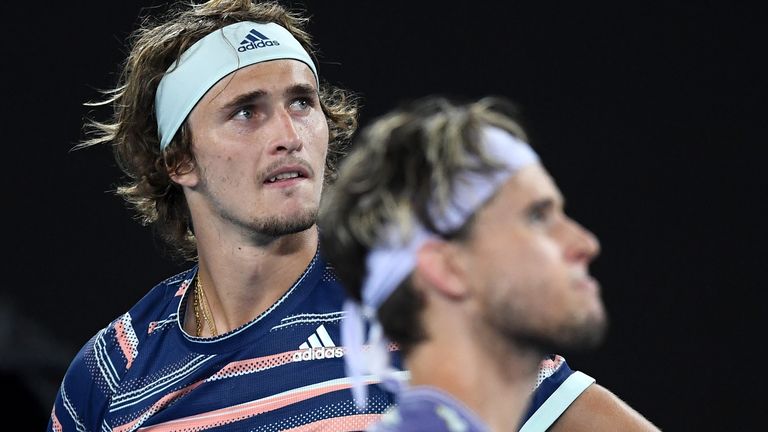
<box><xmin>79</xmin><ymin>0</ymin><xmax>358</xmax><ymax>261</ymax></box>
<box><xmin>319</xmin><ymin>95</ymin><xmax>529</xmax><ymax>355</ymax></box>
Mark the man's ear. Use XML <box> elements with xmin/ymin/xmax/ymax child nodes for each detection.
<box><xmin>167</xmin><ymin>156</ymin><xmax>198</xmax><ymax>187</ymax></box>
<box><xmin>413</xmin><ymin>240</ymin><xmax>469</xmax><ymax>300</ymax></box>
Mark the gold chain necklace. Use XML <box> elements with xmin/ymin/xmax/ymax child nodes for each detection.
<box><xmin>193</xmin><ymin>275</ymin><xmax>218</xmax><ymax>337</ymax></box>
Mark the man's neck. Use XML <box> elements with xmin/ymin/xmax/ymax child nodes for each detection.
<box><xmin>191</xmin><ymin>226</ymin><xmax>319</xmax><ymax>335</ymax></box>
<box><xmin>406</xmin><ymin>314</ymin><xmax>541</xmax><ymax>431</ymax></box>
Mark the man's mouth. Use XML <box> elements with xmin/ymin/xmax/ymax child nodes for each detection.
<box><xmin>266</xmin><ymin>171</ymin><xmax>303</xmax><ymax>183</ymax></box>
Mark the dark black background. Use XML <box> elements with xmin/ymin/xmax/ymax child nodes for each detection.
<box><xmin>3</xmin><ymin>1</ymin><xmax>764</xmax><ymax>430</ymax></box>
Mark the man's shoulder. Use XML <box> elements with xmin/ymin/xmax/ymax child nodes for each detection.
<box><xmin>66</xmin><ymin>268</ymin><xmax>196</xmax><ymax>375</ymax></box>
<box><xmin>77</xmin><ymin>267</ymin><xmax>195</xmax><ymax>358</ymax></box>
<box><xmin>129</xmin><ymin>267</ymin><xmax>196</xmax><ymax>312</ymax></box>
<box><xmin>120</xmin><ymin>266</ymin><xmax>196</xmax><ymax>334</ymax></box>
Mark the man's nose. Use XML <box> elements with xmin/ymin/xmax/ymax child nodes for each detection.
<box><xmin>565</xmin><ymin>218</ymin><xmax>601</xmax><ymax>263</ymax></box>
<box><xmin>268</xmin><ymin>108</ymin><xmax>303</xmax><ymax>154</ymax></box>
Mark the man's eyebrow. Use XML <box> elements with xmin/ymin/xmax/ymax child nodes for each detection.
<box><xmin>525</xmin><ymin>193</ymin><xmax>564</xmax><ymax>214</ymax></box>
<box><xmin>217</xmin><ymin>83</ymin><xmax>317</xmax><ymax>114</ymax></box>
<box><xmin>218</xmin><ymin>89</ymin><xmax>267</xmax><ymax>114</ymax></box>
<box><xmin>527</xmin><ymin>198</ymin><xmax>555</xmax><ymax>214</ymax></box>
<box><xmin>285</xmin><ymin>83</ymin><xmax>318</xmax><ymax>98</ymax></box>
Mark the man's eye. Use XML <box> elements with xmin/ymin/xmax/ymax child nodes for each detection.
<box><xmin>290</xmin><ymin>97</ymin><xmax>313</xmax><ymax>111</ymax></box>
<box><xmin>526</xmin><ymin>201</ymin><xmax>555</xmax><ymax>225</ymax></box>
<box><xmin>528</xmin><ymin>208</ymin><xmax>548</xmax><ymax>223</ymax></box>
<box><xmin>234</xmin><ymin>108</ymin><xmax>253</xmax><ymax>119</ymax></box>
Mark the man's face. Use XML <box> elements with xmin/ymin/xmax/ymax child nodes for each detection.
<box><xmin>184</xmin><ymin>59</ymin><xmax>329</xmax><ymax>238</ymax></box>
<box><xmin>460</xmin><ymin>164</ymin><xmax>606</xmax><ymax>351</ymax></box>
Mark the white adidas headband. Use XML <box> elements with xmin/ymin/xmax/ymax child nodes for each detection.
<box><xmin>342</xmin><ymin>126</ymin><xmax>541</xmax><ymax>409</ymax></box>
<box><xmin>155</xmin><ymin>21</ymin><xmax>319</xmax><ymax>150</ymax></box>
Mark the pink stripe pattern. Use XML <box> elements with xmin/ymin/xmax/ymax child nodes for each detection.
<box><xmin>132</xmin><ymin>378</ymin><xmax>377</xmax><ymax>431</ymax></box>
<box><xmin>281</xmin><ymin>414</ymin><xmax>382</xmax><ymax>432</ymax></box>
<box><xmin>114</xmin><ymin>314</ymin><xmax>139</xmax><ymax>369</ymax></box>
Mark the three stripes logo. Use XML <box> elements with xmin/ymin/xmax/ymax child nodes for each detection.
<box><xmin>292</xmin><ymin>324</ymin><xmax>344</xmax><ymax>362</ymax></box>
<box><xmin>238</xmin><ymin>28</ymin><xmax>281</xmax><ymax>52</ymax></box>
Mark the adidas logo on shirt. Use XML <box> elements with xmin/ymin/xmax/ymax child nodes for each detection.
<box><xmin>292</xmin><ymin>324</ymin><xmax>344</xmax><ymax>362</ymax></box>
<box><xmin>238</xmin><ymin>28</ymin><xmax>281</xmax><ymax>52</ymax></box>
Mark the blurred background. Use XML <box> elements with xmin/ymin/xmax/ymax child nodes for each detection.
<box><xmin>3</xmin><ymin>1</ymin><xmax>764</xmax><ymax>429</ymax></box>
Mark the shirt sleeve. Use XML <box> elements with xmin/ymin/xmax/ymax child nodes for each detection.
<box><xmin>47</xmin><ymin>325</ymin><xmax>120</xmax><ymax>432</ymax></box>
